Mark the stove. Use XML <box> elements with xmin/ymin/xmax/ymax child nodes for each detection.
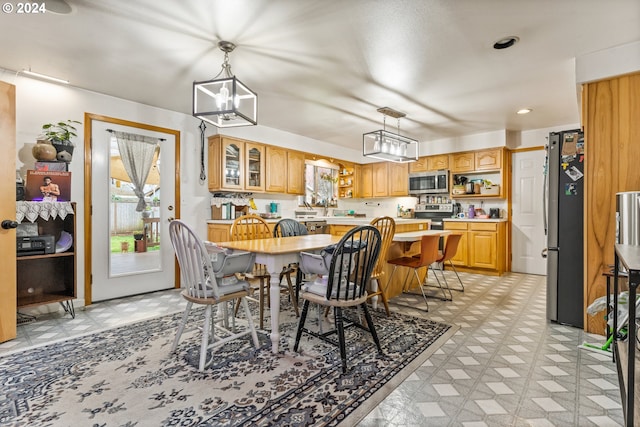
<box><xmin>414</xmin><ymin>203</ymin><xmax>455</xmax><ymax>230</ymax></box>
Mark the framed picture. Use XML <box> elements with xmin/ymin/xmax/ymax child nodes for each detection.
<box><xmin>25</xmin><ymin>170</ymin><xmax>72</xmax><ymax>202</ymax></box>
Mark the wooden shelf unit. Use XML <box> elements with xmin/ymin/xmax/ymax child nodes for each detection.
<box><xmin>16</xmin><ymin>202</ymin><xmax>76</xmax><ymax>317</ymax></box>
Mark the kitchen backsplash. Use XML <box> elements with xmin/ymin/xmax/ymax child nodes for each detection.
<box><xmin>235</xmin><ymin>194</ymin><xmax>508</xmax><ymax>219</ymax></box>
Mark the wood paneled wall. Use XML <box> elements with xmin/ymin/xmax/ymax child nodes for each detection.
<box><xmin>584</xmin><ymin>72</ymin><xmax>640</xmax><ymax>334</ymax></box>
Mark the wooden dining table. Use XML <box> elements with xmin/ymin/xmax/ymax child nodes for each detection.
<box><xmin>217</xmin><ymin>233</ymin><xmax>342</xmax><ymax>353</ymax></box>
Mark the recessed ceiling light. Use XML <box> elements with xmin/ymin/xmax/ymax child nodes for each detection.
<box><xmin>493</xmin><ymin>36</ymin><xmax>520</xmax><ymax>50</ymax></box>
<box><xmin>517</xmin><ymin>108</ymin><xmax>532</xmax><ymax>115</ymax></box>
<box><xmin>45</xmin><ymin>0</ymin><xmax>72</xmax><ymax>14</ymax></box>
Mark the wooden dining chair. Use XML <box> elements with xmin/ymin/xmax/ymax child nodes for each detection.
<box><xmin>430</xmin><ymin>233</ymin><xmax>464</xmax><ymax>298</ymax></box>
<box><xmin>366</xmin><ymin>216</ymin><xmax>396</xmax><ymax>316</ymax></box>
<box><xmin>294</xmin><ymin>225</ymin><xmax>383</xmax><ymax>373</ymax></box>
<box><xmin>386</xmin><ymin>234</ymin><xmax>441</xmax><ymax>311</ymax></box>
<box><xmin>169</xmin><ymin>220</ymin><xmax>259</xmax><ymax>371</ymax></box>
<box><xmin>230</xmin><ymin>214</ymin><xmax>272</xmax><ymax>329</ymax></box>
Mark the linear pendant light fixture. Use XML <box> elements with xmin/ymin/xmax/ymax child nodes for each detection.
<box><xmin>22</xmin><ymin>69</ymin><xmax>69</xmax><ymax>84</ymax></box>
<box><xmin>193</xmin><ymin>41</ymin><xmax>257</xmax><ymax>128</ymax></box>
<box><xmin>363</xmin><ymin>107</ymin><xmax>418</xmax><ymax>163</ymax></box>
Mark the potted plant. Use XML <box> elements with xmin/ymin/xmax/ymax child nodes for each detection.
<box><xmin>133</xmin><ymin>231</ymin><xmax>145</xmax><ymax>241</ymax></box>
<box><xmin>40</xmin><ymin>119</ymin><xmax>81</xmax><ymax>162</ymax></box>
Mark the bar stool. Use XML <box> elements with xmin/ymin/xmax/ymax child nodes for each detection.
<box><xmin>429</xmin><ymin>233</ymin><xmax>464</xmax><ymax>300</ymax></box>
<box><xmin>387</xmin><ymin>234</ymin><xmax>441</xmax><ymax>311</ymax></box>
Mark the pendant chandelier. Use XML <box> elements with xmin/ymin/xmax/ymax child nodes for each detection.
<box><xmin>363</xmin><ymin>107</ymin><xmax>418</xmax><ymax>163</ymax></box>
<box><xmin>193</xmin><ymin>41</ymin><xmax>257</xmax><ymax>128</ymax></box>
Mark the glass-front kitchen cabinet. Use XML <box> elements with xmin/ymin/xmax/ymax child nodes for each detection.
<box><xmin>208</xmin><ymin>135</ymin><xmax>265</xmax><ymax>192</ymax></box>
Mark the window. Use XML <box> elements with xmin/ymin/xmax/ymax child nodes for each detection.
<box><xmin>304</xmin><ymin>159</ymin><xmax>338</xmax><ymax>207</ymax></box>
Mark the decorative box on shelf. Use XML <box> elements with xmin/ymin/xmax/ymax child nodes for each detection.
<box><xmin>480</xmin><ymin>185</ymin><xmax>500</xmax><ymax>195</ymax></box>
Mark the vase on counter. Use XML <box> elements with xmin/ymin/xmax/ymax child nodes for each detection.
<box><xmin>468</xmin><ymin>205</ymin><xmax>475</xmax><ymax>219</ymax></box>
<box><xmin>32</xmin><ymin>139</ymin><xmax>58</xmax><ymax>161</ymax></box>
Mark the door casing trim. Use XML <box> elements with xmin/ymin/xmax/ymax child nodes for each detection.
<box><xmin>83</xmin><ymin>113</ymin><xmax>181</xmax><ymax>306</ymax></box>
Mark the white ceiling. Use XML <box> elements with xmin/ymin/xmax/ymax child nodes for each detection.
<box><xmin>1</xmin><ymin>0</ymin><xmax>638</xmax><ymax>150</ymax></box>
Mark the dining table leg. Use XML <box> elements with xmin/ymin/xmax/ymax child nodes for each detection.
<box><xmin>256</xmin><ymin>253</ymin><xmax>297</xmax><ymax>354</ymax></box>
<box><xmin>268</xmin><ymin>267</ymin><xmax>281</xmax><ymax>353</ymax></box>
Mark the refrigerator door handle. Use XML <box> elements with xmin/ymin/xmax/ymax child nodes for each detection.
<box><xmin>543</xmin><ymin>144</ymin><xmax>549</xmax><ymax>235</ymax></box>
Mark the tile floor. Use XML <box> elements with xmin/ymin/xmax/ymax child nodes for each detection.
<box><xmin>1</xmin><ymin>272</ymin><xmax>625</xmax><ymax>426</ymax></box>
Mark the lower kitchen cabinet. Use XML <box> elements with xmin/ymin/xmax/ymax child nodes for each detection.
<box><xmin>208</xmin><ymin>222</ymin><xmax>276</xmax><ymax>242</ymax></box>
<box><xmin>442</xmin><ymin>222</ymin><xmax>468</xmax><ymax>266</ymax></box>
<box><xmin>443</xmin><ymin>220</ymin><xmax>506</xmax><ymax>275</ymax></box>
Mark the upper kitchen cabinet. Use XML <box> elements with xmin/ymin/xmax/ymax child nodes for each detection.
<box><xmin>450</xmin><ymin>152</ymin><xmax>475</xmax><ymax>173</ymax></box>
<box><xmin>428</xmin><ymin>155</ymin><xmax>449</xmax><ymax>171</ymax></box>
<box><xmin>450</xmin><ymin>147</ymin><xmax>510</xmax><ymax>199</ymax></box>
<box><xmin>364</xmin><ymin>162</ymin><xmax>408</xmax><ymax>198</ymax></box>
<box><xmin>372</xmin><ymin>162</ymin><xmax>388</xmax><ymax>197</ymax></box>
<box><xmin>208</xmin><ymin>135</ymin><xmax>246</xmax><ymax>191</ymax></box>
<box><xmin>245</xmin><ymin>142</ymin><xmax>266</xmax><ymax>192</ymax></box>
<box><xmin>475</xmin><ymin>148</ymin><xmax>502</xmax><ymax>171</ymax></box>
<box><xmin>266</xmin><ymin>146</ymin><xmax>287</xmax><ymax>193</ymax></box>
<box><xmin>409</xmin><ymin>154</ymin><xmax>449</xmax><ymax>173</ymax></box>
<box><xmin>360</xmin><ymin>164</ymin><xmax>373</xmax><ymax>198</ymax></box>
<box><xmin>265</xmin><ymin>147</ymin><xmax>305</xmax><ymax>194</ymax></box>
<box><xmin>388</xmin><ymin>162</ymin><xmax>409</xmax><ymax>196</ymax></box>
<box><xmin>286</xmin><ymin>150</ymin><xmax>305</xmax><ymax>195</ymax></box>
<box><xmin>409</xmin><ymin>157</ymin><xmax>429</xmax><ymax>173</ymax></box>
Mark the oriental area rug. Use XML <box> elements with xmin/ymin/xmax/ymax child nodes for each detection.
<box><xmin>0</xmin><ymin>303</ymin><xmax>457</xmax><ymax>426</ymax></box>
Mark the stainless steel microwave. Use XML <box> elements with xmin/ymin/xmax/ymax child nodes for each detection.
<box><xmin>408</xmin><ymin>170</ymin><xmax>449</xmax><ymax>194</ymax></box>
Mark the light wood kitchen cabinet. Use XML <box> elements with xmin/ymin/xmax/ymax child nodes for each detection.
<box><xmin>360</xmin><ymin>164</ymin><xmax>373</xmax><ymax>197</ymax></box>
<box><xmin>475</xmin><ymin>148</ymin><xmax>502</xmax><ymax>171</ymax></box>
<box><xmin>207</xmin><ymin>223</ymin><xmax>231</xmax><ymax>242</ymax></box>
<box><xmin>388</xmin><ymin>162</ymin><xmax>409</xmax><ymax>196</ymax></box>
<box><xmin>208</xmin><ymin>135</ymin><xmax>245</xmax><ymax>191</ymax></box>
<box><xmin>266</xmin><ymin>146</ymin><xmax>287</xmax><ymax>193</ymax></box>
<box><xmin>450</xmin><ymin>147</ymin><xmax>510</xmax><ymax>199</ymax></box>
<box><xmin>443</xmin><ymin>220</ymin><xmax>506</xmax><ymax>275</ymax></box>
<box><xmin>372</xmin><ymin>162</ymin><xmax>388</xmax><ymax>197</ymax></box>
<box><xmin>286</xmin><ymin>150</ymin><xmax>305</xmax><ymax>195</ymax></box>
<box><xmin>208</xmin><ymin>136</ymin><xmax>267</xmax><ymax>192</ymax></box>
<box><xmin>244</xmin><ymin>142</ymin><xmax>265</xmax><ymax>192</ymax></box>
<box><xmin>428</xmin><ymin>155</ymin><xmax>449</xmax><ymax>171</ymax></box>
<box><xmin>409</xmin><ymin>155</ymin><xmax>449</xmax><ymax>173</ymax></box>
<box><xmin>443</xmin><ymin>222</ymin><xmax>468</xmax><ymax>266</ymax></box>
<box><xmin>208</xmin><ymin>222</ymin><xmax>276</xmax><ymax>243</ymax></box>
<box><xmin>451</xmin><ymin>152</ymin><xmax>475</xmax><ymax>172</ymax></box>
<box><xmin>409</xmin><ymin>157</ymin><xmax>429</xmax><ymax>173</ymax></box>
<box><xmin>468</xmin><ymin>226</ymin><xmax>497</xmax><ymax>269</ymax></box>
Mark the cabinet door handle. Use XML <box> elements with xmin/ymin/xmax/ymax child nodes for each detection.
<box><xmin>1</xmin><ymin>220</ymin><xmax>18</xmax><ymax>229</ymax></box>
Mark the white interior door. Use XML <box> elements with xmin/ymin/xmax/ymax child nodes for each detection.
<box><xmin>511</xmin><ymin>149</ymin><xmax>546</xmax><ymax>275</ymax></box>
<box><xmin>90</xmin><ymin>120</ymin><xmax>176</xmax><ymax>301</ymax></box>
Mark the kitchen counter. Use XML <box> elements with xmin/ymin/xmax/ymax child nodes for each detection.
<box><xmin>443</xmin><ymin>218</ymin><xmax>508</xmax><ymax>223</ymax></box>
<box><xmin>207</xmin><ymin>217</ymin><xmax>431</xmax><ymax>225</ymax></box>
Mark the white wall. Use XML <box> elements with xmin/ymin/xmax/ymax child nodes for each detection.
<box><xmin>576</xmin><ymin>40</ymin><xmax>640</xmax><ymax>84</ymax></box>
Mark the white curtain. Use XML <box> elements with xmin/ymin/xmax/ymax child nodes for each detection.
<box><xmin>113</xmin><ymin>131</ymin><xmax>159</xmax><ymax>212</ymax></box>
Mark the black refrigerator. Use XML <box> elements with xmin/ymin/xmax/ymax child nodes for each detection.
<box><xmin>545</xmin><ymin>129</ymin><xmax>584</xmax><ymax>328</ymax></box>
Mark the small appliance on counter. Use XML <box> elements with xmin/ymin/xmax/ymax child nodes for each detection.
<box><xmin>489</xmin><ymin>208</ymin><xmax>500</xmax><ymax>218</ymax></box>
